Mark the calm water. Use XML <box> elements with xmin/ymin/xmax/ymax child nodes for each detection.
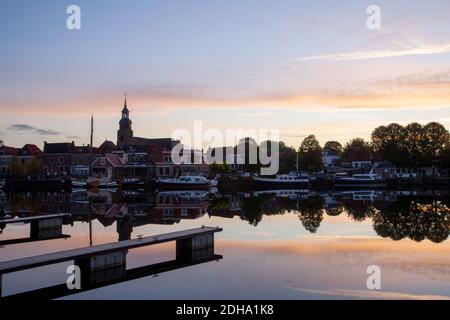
<box><xmin>0</xmin><ymin>189</ymin><xmax>449</xmax><ymax>300</ymax></box>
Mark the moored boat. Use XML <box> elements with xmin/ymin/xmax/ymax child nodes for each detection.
<box><xmin>333</xmin><ymin>172</ymin><xmax>386</xmax><ymax>188</ymax></box>
<box><xmin>157</xmin><ymin>176</ymin><xmax>212</xmax><ymax>190</ymax></box>
<box><xmin>252</xmin><ymin>174</ymin><xmax>309</xmax><ymax>189</ymax></box>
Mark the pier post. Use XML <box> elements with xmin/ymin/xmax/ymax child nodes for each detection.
<box><xmin>30</xmin><ymin>217</ymin><xmax>63</xmax><ymax>241</ymax></box>
<box><xmin>75</xmin><ymin>250</ymin><xmax>127</xmax><ymax>287</ymax></box>
<box><xmin>176</xmin><ymin>233</ymin><xmax>214</xmax><ymax>262</ymax></box>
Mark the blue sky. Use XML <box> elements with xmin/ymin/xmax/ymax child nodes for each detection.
<box><xmin>1</xmin><ymin>0</ymin><xmax>450</xmax><ymax>148</ymax></box>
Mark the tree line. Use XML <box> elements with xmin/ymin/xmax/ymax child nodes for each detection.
<box><xmin>282</xmin><ymin>121</ymin><xmax>450</xmax><ymax>173</ymax></box>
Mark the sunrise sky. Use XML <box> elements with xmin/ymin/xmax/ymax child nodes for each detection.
<box><xmin>1</xmin><ymin>0</ymin><xmax>450</xmax><ymax>148</ymax></box>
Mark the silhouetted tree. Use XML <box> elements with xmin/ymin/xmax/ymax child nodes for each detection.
<box><xmin>343</xmin><ymin>138</ymin><xmax>372</xmax><ymax>162</ymax></box>
<box><xmin>324</xmin><ymin>141</ymin><xmax>343</xmax><ymax>155</ymax></box>
<box><xmin>299</xmin><ymin>135</ymin><xmax>323</xmax><ymax>173</ymax></box>
<box><xmin>371</xmin><ymin>123</ymin><xmax>408</xmax><ymax>165</ymax></box>
<box><xmin>8</xmin><ymin>157</ymin><xmax>25</xmax><ymax>177</ymax></box>
<box><xmin>278</xmin><ymin>141</ymin><xmax>297</xmax><ymax>173</ymax></box>
<box><xmin>210</xmin><ymin>162</ymin><xmax>230</xmax><ymax>175</ymax></box>
<box><xmin>237</xmin><ymin>137</ymin><xmax>261</xmax><ymax>173</ymax></box>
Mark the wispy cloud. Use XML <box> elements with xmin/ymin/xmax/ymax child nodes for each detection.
<box><xmin>288</xmin><ymin>43</ymin><xmax>450</xmax><ymax>62</ymax></box>
<box><xmin>7</xmin><ymin>124</ymin><xmax>62</xmax><ymax>136</ymax></box>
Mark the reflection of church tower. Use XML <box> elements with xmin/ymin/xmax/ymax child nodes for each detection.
<box><xmin>117</xmin><ymin>96</ymin><xmax>133</xmax><ymax>148</ymax></box>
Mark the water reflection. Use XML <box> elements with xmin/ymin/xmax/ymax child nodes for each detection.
<box><xmin>1</xmin><ymin>189</ymin><xmax>449</xmax><ymax>244</ymax></box>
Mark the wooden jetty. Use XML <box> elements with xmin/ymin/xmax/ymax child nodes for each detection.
<box><xmin>0</xmin><ymin>213</ymin><xmax>70</xmax><ymax>224</ymax></box>
<box><xmin>0</xmin><ymin>226</ymin><xmax>223</xmax><ymax>299</ymax></box>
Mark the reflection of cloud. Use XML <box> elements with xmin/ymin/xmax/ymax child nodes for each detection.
<box><xmin>218</xmin><ymin>237</ymin><xmax>450</xmax><ymax>281</ymax></box>
<box><xmin>290</xmin><ymin>288</ymin><xmax>450</xmax><ymax>300</ymax></box>
<box><xmin>240</xmin><ymin>112</ymin><xmax>279</xmax><ymax>117</ymax></box>
<box><xmin>241</xmin><ymin>231</ymin><xmax>278</xmax><ymax>237</ymax></box>
<box><xmin>7</xmin><ymin>124</ymin><xmax>62</xmax><ymax>136</ymax></box>
<box><xmin>288</xmin><ymin>44</ymin><xmax>450</xmax><ymax>62</ymax></box>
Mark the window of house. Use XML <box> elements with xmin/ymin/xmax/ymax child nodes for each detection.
<box><xmin>163</xmin><ymin>208</ymin><xmax>174</xmax><ymax>216</ymax></box>
<box><xmin>49</xmin><ymin>157</ymin><xmax>54</xmax><ymax>164</ymax></box>
<box><xmin>159</xmin><ymin>167</ymin><xmax>164</xmax><ymax>176</ymax></box>
<box><xmin>165</xmin><ymin>167</ymin><xmax>170</xmax><ymax>176</ymax></box>
<box><xmin>59</xmin><ymin>157</ymin><xmax>64</xmax><ymax>163</ymax></box>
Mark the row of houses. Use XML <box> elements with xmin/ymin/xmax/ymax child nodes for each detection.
<box><xmin>0</xmin><ymin>140</ymin><xmax>209</xmax><ymax>180</ymax></box>
<box><xmin>321</xmin><ymin>148</ymin><xmax>447</xmax><ymax>178</ymax></box>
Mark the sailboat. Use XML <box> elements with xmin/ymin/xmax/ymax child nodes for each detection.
<box><xmin>71</xmin><ymin>116</ymin><xmax>119</xmax><ymax>189</ymax></box>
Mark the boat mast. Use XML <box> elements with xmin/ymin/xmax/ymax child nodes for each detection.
<box><xmin>89</xmin><ymin>115</ymin><xmax>93</xmax><ymax>247</ymax></box>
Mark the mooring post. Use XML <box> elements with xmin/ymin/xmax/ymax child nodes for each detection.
<box><xmin>75</xmin><ymin>250</ymin><xmax>127</xmax><ymax>287</ymax></box>
<box><xmin>176</xmin><ymin>232</ymin><xmax>214</xmax><ymax>262</ymax></box>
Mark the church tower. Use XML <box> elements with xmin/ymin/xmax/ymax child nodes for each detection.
<box><xmin>117</xmin><ymin>96</ymin><xmax>134</xmax><ymax>149</ymax></box>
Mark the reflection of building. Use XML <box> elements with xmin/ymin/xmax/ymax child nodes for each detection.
<box><xmin>208</xmin><ymin>194</ymin><xmax>244</xmax><ymax>218</ymax></box>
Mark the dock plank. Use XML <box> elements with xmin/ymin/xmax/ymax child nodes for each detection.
<box><xmin>0</xmin><ymin>213</ymin><xmax>70</xmax><ymax>224</ymax></box>
<box><xmin>0</xmin><ymin>226</ymin><xmax>222</xmax><ymax>274</ymax></box>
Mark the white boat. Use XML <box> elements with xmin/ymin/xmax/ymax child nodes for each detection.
<box><xmin>334</xmin><ymin>172</ymin><xmax>386</xmax><ymax>188</ymax></box>
<box><xmin>253</xmin><ymin>189</ymin><xmax>309</xmax><ymax>199</ymax></box>
<box><xmin>157</xmin><ymin>176</ymin><xmax>211</xmax><ymax>190</ymax></box>
<box><xmin>158</xmin><ymin>190</ymin><xmax>210</xmax><ymax>199</ymax></box>
<box><xmin>72</xmin><ymin>179</ymin><xmax>88</xmax><ymax>188</ymax></box>
<box><xmin>121</xmin><ymin>178</ymin><xmax>145</xmax><ymax>187</ymax></box>
<box><xmin>253</xmin><ymin>174</ymin><xmax>309</xmax><ymax>189</ymax></box>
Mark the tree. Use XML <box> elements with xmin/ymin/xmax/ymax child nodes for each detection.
<box><xmin>371</xmin><ymin>123</ymin><xmax>408</xmax><ymax>166</ymax></box>
<box><xmin>371</xmin><ymin>122</ymin><xmax>450</xmax><ymax>167</ymax></box>
<box><xmin>422</xmin><ymin>122</ymin><xmax>450</xmax><ymax>165</ymax></box>
<box><xmin>210</xmin><ymin>162</ymin><xmax>230</xmax><ymax>176</ymax></box>
<box><xmin>25</xmin><ymin>158</ymin><xmax>43</xmax><ymax>175</ymax></box>
<box><xmin>324</xmin><ymin>141</ymin><xmax>343</xmax><ymax>155</ymax></box>
<box><xmin>403</xmin><ymin>122</ymin><xmax>424</xmax><ymax>166</ymax></box>
<box><xmin>343</xmin><ymin>138</ymin><xmax>372</xmax><ymax>162</ymax></box>
<box><xmin>278</xmin><ymin>141</ymin><xmax>297</xmax><ymax>174</ymax></box>
<box><xmin>299</xmin><ymin>135</ymin><xmax>323</xmax><ymax>173</ymax></box>
<box><xmin>8</xmin><ymin>157</ymin><xmax>25</xmax><ymax>176</ymax></box>
<box><xmin>237</xmin><ymin>137</ymin><xmax>261</xmax><ymax>173</ymax></box>
<box><xmin>0</xmin><ymin>139</ymin><xmax>4</xmax><ymax>147</ymax></box>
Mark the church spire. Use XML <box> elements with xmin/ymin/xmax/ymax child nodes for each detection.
<box><xmin>122</xmin><ymin>93</ymin><xmax>129</xmax><ymax>118</ymax></box>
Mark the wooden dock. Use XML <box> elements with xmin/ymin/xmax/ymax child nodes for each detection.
<box><xmin>0</xmin><ymin>213</ymin><xmax>70</xmax><ymax>224</ymax></box>
<box><xmin>1</xmin><ymin>255</ymin><xmax>223</xmax><ymax>300</ymax></box>
<box><xmin>0</xmin><ymin>226</ymin><xmax>222</xmax><ymax>275</ymax></box>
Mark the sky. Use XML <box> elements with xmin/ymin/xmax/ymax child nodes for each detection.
<box><xmin>1</xmin><ymin>0</ymin><xmax>450</xmax><ymax>149</ymax></box>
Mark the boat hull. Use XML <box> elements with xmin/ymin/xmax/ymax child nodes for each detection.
<box><xmin>157</xmin><ymin>183</ymin><xmax>211</xmax><ymax>190</ymax></box>
<box><xmin>253</xmin><ymin>180</ymin><xmax>309</xmax><ymax>190</ymax></box>
<box><xmin>334</xmin><ymin>181</ymin><xmax>387</xmax><ymax>188</ymax></box>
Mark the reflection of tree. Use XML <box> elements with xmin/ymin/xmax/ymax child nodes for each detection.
<box><xmin>297</xmin><ymin>196</ymin><xmax>324</xmax><ymax>233</ymax></box>
<box><xmin>372</xmin><ymin>198</ymin><xmax>450</xmax><ymax>243</ymax></box>
<box><xmin>8</xmin><ymin>193</ymin><xmax>43</xmax><ymax>214</ymax></box>
<box><xmin>325</xmin><ymin>206</ymin><xmax>344</xmax><ymax>216</ymax></box>
<box><xmin>241</xmin><ymin>196</ymin><xmax>266</xmax><ymax>226</ymax></box>
<box><xmin>343</xmin><ymin>201</ymin><xmax>376</xmax><ymax>221</ymax></box>
<box><xmin>208</xmin><ymin>197</ymin><xmax>230</xmax><ymax>211</ymax></box>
